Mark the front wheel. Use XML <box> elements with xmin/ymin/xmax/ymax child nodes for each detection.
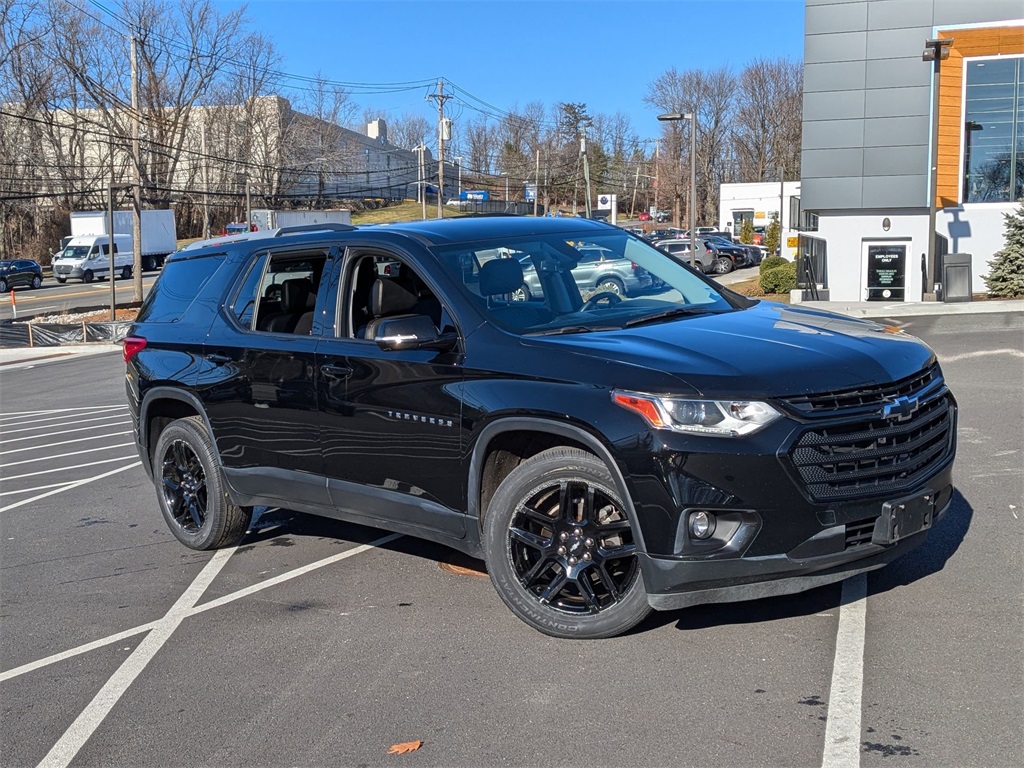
<box><xmin>595</xmin><ymin>277</ymin><xmax>625</xmax><ymax>297</ymax></box>
<box><xmin>82</xmin><ymin>269</ymin><xmax>94</xmax><ymax>283</ymax></box>
<box><xmin>484</xmin><ymin>447</ymin><xmax>650</xmax><ymax>639</ymax></box>
<box><xmin>153</xmin><ymin>416</ymin><xmax>252</xmax><ymax>550</ymax></box>
<box><xmin>510</xmin><ymin>284</ymin><xmax>531</xmax><ymax>302</ymax></box>
<box><xmin>0</xmin><ymin>278</ymin><xmax>7</xmax><ymax>293</ymax></box>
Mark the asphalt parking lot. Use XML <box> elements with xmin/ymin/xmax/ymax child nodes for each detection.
<box><xmin>1</xmin><ymin>312</ymin><xmax>1021</xmax><ymax>768</ymax></box>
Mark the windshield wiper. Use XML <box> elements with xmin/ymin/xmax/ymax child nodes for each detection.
<box><xmin>623</xmin><ymin>307</ymin><xmax>715</xmax><ymax>327</ymax></box>
<box><xmin>525</xmin><ymin>324</ymin><xmax>617</xmax><ymax>337</ymax></box>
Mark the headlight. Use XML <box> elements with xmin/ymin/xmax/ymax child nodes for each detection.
<box><xmin>612</xmin><ymin>390</ymin><xmax>781</xmax><ymax>437</ymax></box>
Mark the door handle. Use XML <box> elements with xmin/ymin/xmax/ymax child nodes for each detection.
<box><xmin>207</xmin><ymin>353</ymin><xmax>232</xmax><ymax>364</ymax></box>
<box><xmin>320</xmin><ymin>364</ymin><xmax>352</xmax><ymax>379</ymax></box>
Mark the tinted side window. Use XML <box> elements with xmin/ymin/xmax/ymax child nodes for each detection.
<box><xmin>229</xmin><ymin>253</ymin><xmax>269</xmax><ymax>330</ymax></box>
<box><xmin>231</xmin><ymin>249</ymin><xmax>327</xmax><ymax>335</ymax></box>
<box><xmin>136</xmin><ymin>254</ymin><xmax>227</xmax><ymax>323</ymax></box>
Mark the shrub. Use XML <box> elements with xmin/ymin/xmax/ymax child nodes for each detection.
<box><xmin>759</xmin><ymin>255</ymin><xmax>788</xmax><ymax>274</ymax></box>
<box><xmin>760</xmin><ymin>261</ymin><xmax>798</xmax><ymax>294</ymax></box>
<box><xmin>983</xmin><ymin>203</ymin><xmax>1024</xmax><ymax>298</ymax></box>
<box><xmin>739</xmin><ymin>218</ymin><xmax>755</xmax><ymax>244</ymax></box>
<box><xmin>763</xmin><ymin>212</ymin><xmax>781</xmax><ymax>254</ymax></box>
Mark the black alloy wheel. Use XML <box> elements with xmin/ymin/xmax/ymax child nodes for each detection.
<box><xmin>153</xmin><ymin>416</ymin><xmax>252</xmax><ymax>550</ymax></box>
<box><xmin>484</xmin><ymin>447</ymin><xmax>650</xmax><ymax>638</ymax></box>
<box><xmin>161</xmin><ymin>438</ymin><xmax>209</xmax><ymax>534</ymax></box>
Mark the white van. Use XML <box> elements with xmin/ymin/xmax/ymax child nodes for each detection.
<box><xmin>52</xmin><ymin>234</ymin><xmax>134</xmax><ymax>283</ymax></box>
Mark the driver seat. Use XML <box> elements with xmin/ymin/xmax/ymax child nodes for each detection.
<box><xmin>478</xmin><ymin>259</ymin><xmax>553</xmax><ymax>329</ymax></box>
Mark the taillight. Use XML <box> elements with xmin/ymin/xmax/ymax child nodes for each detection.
<box><xmin>123</xmin><ymin>336</ymin><xmax>147</xmax><ymax>363</ymax></box>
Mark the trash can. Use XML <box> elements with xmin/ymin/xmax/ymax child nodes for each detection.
<box><xmin>941</xmin><ymin>253</ymin><xmax>972</xmax><ymax>303</ymax></box>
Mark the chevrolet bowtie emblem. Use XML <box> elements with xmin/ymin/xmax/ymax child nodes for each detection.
<box><xmin>881</xmin><ymin>395</ymin><xmax>919</xmax><ymax>422</ymax></box>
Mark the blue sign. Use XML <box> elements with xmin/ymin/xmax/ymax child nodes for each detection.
<box><xmin>461</xmin><ymin>190</ymin><xmax>490</xmax><ymax>201</ymax></box>
<box><xmin>525</xmin><ymin>183</ymin><xmax>537</xmax><ymax>202</ymax></box>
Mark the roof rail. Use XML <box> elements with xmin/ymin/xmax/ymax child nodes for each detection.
<box><xmin>273</xmin><ymin>223</ymin><xmax>356</xmax><ymax>236</ymax></box>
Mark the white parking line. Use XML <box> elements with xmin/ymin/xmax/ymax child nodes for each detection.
<box><xmin>0</xmin><ymin>455</ymin><xmax>140</xmax><ymax>483</ymax></box>
<box><xmin>0</xmin><ymin>420</ymin><xmax>132</xmax><ymax>445</ymax></box>
<box><xmin>0</xmin><ymin>462</ymin><xmax>141</xmax><ymax>513</ymax></box>
<box><xmin>0</xmin><ymin>533</ymin><xmax>400</xmax><ymax>683</ymax></box>
<box><xmin>0</xmin><ymin>479</ymin><xmax>80</xmax><ymax>497</ymax></box>
<box><xmin>821</xmin><ymin>574</ymin><xmax>868</xmax><ymax>768</ymax></box>
<box><xmin>0</xmin><ymin>430</ymin><xmax>133</xmax><ymax>456</ymax></box>
<box><xmin>0</xmin><ymin>443</ymin><xmax>135</xmax><ymax>470</ymax></box>
<box><xmin>0</xmin><ymin>413</ymin><xmax>131</xmax><ymax>437</ymax></box>
<box><xmin>37</xmin><ymin>548</ymin><xmax>235</xmax><ymax>768</ymax></box>
<box><xmin>0</xmin><ymin>405</ymin><xmax>126</xmax><ymax>420</ymax></box>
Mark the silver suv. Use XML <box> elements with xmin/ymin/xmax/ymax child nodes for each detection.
<box><xmin>513</xmin><ymin>244</ymin><xmax>653</xmax><ymax>301</ymax></box>
<box><xmin>655</xmin><ymin>238</ymin><xmax>715</xmax><ymax>273</ymax></box>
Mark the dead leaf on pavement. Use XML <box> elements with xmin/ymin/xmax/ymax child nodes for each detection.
<box><xmin>387</xmin><ymin>740</ymin><xmax>423</xmax><ymax>755</ymax></box>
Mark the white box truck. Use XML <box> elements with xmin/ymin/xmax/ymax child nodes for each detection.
<box><xmin>52</xmin><ymin>233</ymin><xmax>134</xmax><ymax>283</ymax></box>
<box><xmin>69</xmin><ymin>209</ymin><xmax>177</xmax><ymax>271</ymax></box>
<box><xmin>249</xmin><ymin>209</ymin><xmax>351</xmax><ymax>231</ymax></box>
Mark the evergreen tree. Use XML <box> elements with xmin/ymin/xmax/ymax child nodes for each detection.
<box><xmin>739</xmin><ymin>218</ymin><xmax>755</xmax><ymax>244</ymax></box>
<box><xmin>984</xmin><ymin>202</ymin><xmax>1024</xmax><ymax>298</ymax></box>
<box><xmin>763</xmin><ymin>212</ymin><xmax>781</xmax><ymax>255</ymax></box>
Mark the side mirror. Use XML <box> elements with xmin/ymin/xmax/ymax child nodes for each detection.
<box><xmin>373</xmin><ymin>315</ymin><xmax>458</xmax><ymax>352</ymax></box>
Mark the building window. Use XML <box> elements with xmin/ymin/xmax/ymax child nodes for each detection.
<box><xmin>963</xmin><ymin>56</ymin><xmax>1023</xmax><ymax>203</ymax></box>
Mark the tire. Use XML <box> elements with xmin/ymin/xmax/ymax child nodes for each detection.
<box><xmin>144</xmin><ymin>256</ymin><xmax>156</xmax><ymax>271</ymax></box>
<box><xmin>483</xmin><ymin>447</ymin><xmax>650</xmax><ymax>639</ymax></box>
<box><xmin>511</xmin><ymin>284</ymin><xmax>531</xmax><ymax>302</ymax></box>
<box><xmin>82</xmin><ymin>269</ymin><xmax>94</xmax><ymax>283</ymax></box>
<box><xmin>55</xmin><ymin>277</ymin><xmax>66</xmax><ymax>284</ymax></box>
<box><xmin>0</xmin><ymin>278</ymin><xmax>7</xmax><ymax>293</ymax></box>
<box><xmin>120</xmin><ymin>266</ymin><xmax>132</xmax><ymax>280</ymax></box>
<box><xmin>31</xmin><ymin>275</ymin><xmax>42</xmax><ymax>289</ymax></box>
<box><xmin>153</xmin><ymin>416</ymin><xmax>252</xmax><ymax>550</ymax></box>
<box><xmin>595</xmin><ymin>277</ymin><xmax>625</xmax><ymax>297</ymax></box>
<box><xmin>713</xmin><ymin>257</ymin><xmax>733</xmax><ymax>275</ymax></box>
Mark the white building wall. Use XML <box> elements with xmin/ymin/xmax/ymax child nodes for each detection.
<box><xmin>815</xmin><ymin>203</ymin><xmax>1012</xmax><ymax>302</ymax></box>
<box><xmin>719</xmin><ymin>181</ymin><xmax>802</xmax><ymax>259</ymax></box>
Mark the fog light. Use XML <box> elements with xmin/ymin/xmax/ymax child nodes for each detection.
<box><xmin>690</xmin><ymin>511</ymin><xmax>716</xmax><ymax>540</ymax></box>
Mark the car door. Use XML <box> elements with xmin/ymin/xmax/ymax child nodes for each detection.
<box><xmin>315</xmin><ymin>245</ymin><xmax>467</xmax><ymax>539</ymax></box>
<box><xmin>197</xmin><ymin>244</ymin><xmax>331</xmax><ymax>509</ymax></box>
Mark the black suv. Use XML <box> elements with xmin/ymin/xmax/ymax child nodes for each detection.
<box><xmin>125</xmin><ymin>218</ymin><xmax>957</xmax><ymax>639</ymax></box>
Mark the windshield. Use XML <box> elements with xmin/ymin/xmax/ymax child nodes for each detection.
<box><xmin>60</xmin><ymin>245</ymin><xmax>92</xmax><ymax>259</ymax></box>
<box><xmin>431</xmin><ymin>229</ymin><xmax>748</xmax><ymax>335</ymax></box>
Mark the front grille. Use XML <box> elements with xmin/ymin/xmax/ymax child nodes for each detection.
<box><xmin>788</xmin><ymin>389</ymin><xmax>954</xmax><ymax>502</ymax></box>
<box><xmin>785</xmin><ymin>364</ymin><xmax>941</xmax><ymax>416</ymax></box>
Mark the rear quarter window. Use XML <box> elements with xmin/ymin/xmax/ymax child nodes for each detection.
<box><xmin>136</xmin><ymin>253</ymin><xmax>227</xmax><ymax>323</ymax></box>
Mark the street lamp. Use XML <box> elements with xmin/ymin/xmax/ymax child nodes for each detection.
<box><xmin>658</xmin><ymin>112</ymin><xmax>697</xmax><ymax>268</ymax></box>
<box><xmin>922</xmin><ymin>37</ymin><xmax>953</xmax><ymax>299</ymax></box>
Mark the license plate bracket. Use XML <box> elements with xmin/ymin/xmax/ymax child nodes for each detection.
<box><xmin>872</xmin><ymin>492</ymin><xmax>936</xmax><ymax>545</ymax></box>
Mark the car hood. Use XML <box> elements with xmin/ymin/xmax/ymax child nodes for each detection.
<box><xmin>526</xmin><ymin>301</ymin><xmax>936</xmax><ymax>399</ymax></box>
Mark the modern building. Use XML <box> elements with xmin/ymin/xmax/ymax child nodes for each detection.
<box><xmin>719</xmin><ymin>181</ymin><xmax>803</xmax><ymax>258</ymax></box>
<box><xmin>800</xmin><ymin>0</ymin><xmax>1024</xmax><ymax>302</ymax></box>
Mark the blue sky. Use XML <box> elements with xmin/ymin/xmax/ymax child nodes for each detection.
<box><xmin>220</xmin><ymin>0</ymin><xmax>805</xmax><ymax>137</ymax></box>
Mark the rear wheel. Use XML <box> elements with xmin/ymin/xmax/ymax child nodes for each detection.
<box><xmin>120</xmin><ymin>266</ymin><xmax>132</xmax><ymax>280</ymax></box>
<box><xmin>483</xmin><ymin>447</ymin><xmax>650</xmax><ymax>639</ymax></box>
<box><xmin>713</xmin><ymin>257</ymin><xmax>733</xmax><ymax>275</ymax></box>
<box><xmin>153</xmin><ymin>416</ymin><xmax>252</xmax><ymax>550</ymax></box>
<box><xmin>511</xmin><ymin>284</ymin><xmax>531</xmax><ymax>302</ymax></box>
<box><xmin>30</xmin><ymin>275</ymin><xmax>42</xmax><ymax>289</ymax></box>
<box><xmin>595</xmin><ymin>277</ymin><xmax>625</xmax><ymax>297</ymax></box>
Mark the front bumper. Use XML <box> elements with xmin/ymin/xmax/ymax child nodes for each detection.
<box><xmin>641</xmin><ymin>490</ymin><xmax>950</xmax><ymax>610</ymax></box>
<box><xmin>53</xmin><ymin>264</ymin><xmax>84</xmax><ymax>278</ymax></box>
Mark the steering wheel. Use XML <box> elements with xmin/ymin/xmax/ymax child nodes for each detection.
<box><xmin>581</xmin><ymin>291</ymin><xmax>623</xmax><ymax>311</ymax></box>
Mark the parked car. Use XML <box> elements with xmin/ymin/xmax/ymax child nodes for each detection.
<box><xmin>655</xmin><ymin>238</ymin><xmax>715</xmax><ymax>273</ymax></box>
<box><xmin>514</xmin><ymin>243</ymin><xmax>653</xmax><ymax>300</ymax></box>
<box><xmin>702</xmin><ymin>238</ymin><xmax>752</xmax><ymax>274</ymax></box>
<box><xmin>0</xmin><ymin>259</ymin><xmax>44</xmax><ymax>292</ymax></box>
<box><xmin>705</xmin><ymin>235</ymin><xmax>762</xmax><ymax>267</ymax></box>
<box><xmin>647</xmin><ymin>227</ymin><xmax>686</xmax><ymax>243</ymax></box>
<box><xmin>126</xmin><ymin>216</ymin><xmax>957</xmax><ymax>639</ymax></box>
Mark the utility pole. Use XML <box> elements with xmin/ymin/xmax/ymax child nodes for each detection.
<box><xmin>201</xmin><ymin>123</ymin><xmax>210</xmax><ymax>239</ymax></box>
<box><xmin>653</xmin><ymin>139</ymin><xmax>659</xmax><ymax>216</ymax></box>
<box><xmin>428</xmin><ymin>79</ymin><xmax>451</xmax><ymax>219</ymax></box>
<box><xmin>245</xmin><ymin>178</ymin><xmax>251</xmax><ymax>230</ymax></box>
<box><xmin>779</xmin><ymin>164</ymin><xmax>786</xmax><ymax>257</ymax></box>
<box><xmin>418</xmin><ymin>144</ymin><xmax>426</xmax><ymax>220</ymax></box>
<box><xmin>581</xmin><ymin>131</ymin><xmax>593</xmax><ymax>220</ymax></box>
<box><xmin>130</xmin><ymin>34</ymin><xmax>143</xmax><ymax>302</ymax></box>
<box><xmin>630</xmin><ymin>164</ymin><xmax>641</xmax><ymax>218</ymax></box>
<box><xmin>534</xmin><ymin>148</ymin><xmax>540</xmax><ymax>217</ymax></box>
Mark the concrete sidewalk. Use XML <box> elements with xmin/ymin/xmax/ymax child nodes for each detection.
<box><xmin>0</xmin><ymin>343</ymin><xmax>121</xmax><ymax>368</ymax></box>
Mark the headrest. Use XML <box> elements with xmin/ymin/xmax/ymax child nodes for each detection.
<box><xmin>280</xmin><ymin>278</ymin><xmax>311</xmax><ymax>312</ymax></box>
<box><xmin>370</xmin><ymin>278</ymin><xmax>419</xmax><ymax>318</ymax></box>
<box><xmin>479</xmin><ymin>258</ymin><xmax>524</xmax><ymax>297</ymax></box>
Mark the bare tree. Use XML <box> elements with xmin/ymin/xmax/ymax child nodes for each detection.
<box><xmin>731</xmin><ymin>57</ymin><xmax>803</xmax><ymax>181</ymax></box>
